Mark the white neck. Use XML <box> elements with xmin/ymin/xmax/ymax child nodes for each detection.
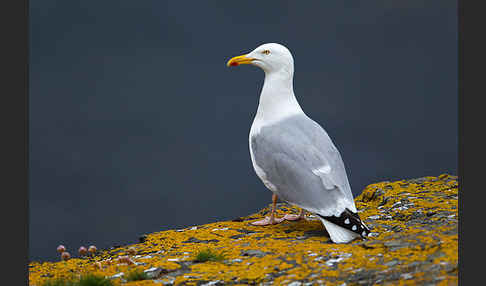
<box><xmin>254</xmin><ymin>70</ymin><xmax>303</xmax><ymax>125</ymax></box>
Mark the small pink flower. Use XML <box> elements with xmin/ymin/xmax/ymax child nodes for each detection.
<box><xmin>61</xmin><ymin>252</ymin><xmax>71</xmax><ymax>261</ymax></box>
<box><xmin>78</xmin><ymin>246</ymin><xmax>87</xmax><ymax>256</ymax></box>
<box><xmin>117</xmin><ymin>255</ymin><xmax>134</xmax><ymax>265</ymax></box>
<box><xmin>88</xmin><ymin>245</ymin><xmax>97</xmax><ymax>254</ymax></box>
<box><xmin>57</xmin><ymin>245</ymin><xmax>66</xmax><ymax>253</ymax></box>
<box><xmin>127</xmin><ymin>247</ymin><xmax>136</xmax><ymax>255</ymax></box>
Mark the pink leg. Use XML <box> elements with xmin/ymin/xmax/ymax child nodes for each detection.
<box><xmin>251</xmin><ymin>194</ymin><xmax>284</xmax><ymax>226</ymax></box>
<box><xmin>282</xmin><ymin>209</ymin><xmax>306</xmax><ymax>221</ymax></box>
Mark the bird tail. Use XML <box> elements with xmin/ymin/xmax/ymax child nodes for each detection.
<box><xmin>316</xmin><ymin>209</ymin><xmax>370</xmax><ymax>243</ymax></box>
<box><xmin>318</xmin><ymin>217</ymin><xmax>360</xmax><ymax>243</ymax></box>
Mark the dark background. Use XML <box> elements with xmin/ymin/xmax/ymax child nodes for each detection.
<box><xmin>29</xmin><ymin>1</ymin><xmax>457</xmax><ymax>261</ymax></box>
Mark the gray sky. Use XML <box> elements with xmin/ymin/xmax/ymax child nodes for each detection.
<box><xmin>29</xmin><ymin>0</ymin><xmax>457</xmax><ymax>261</ymax></box>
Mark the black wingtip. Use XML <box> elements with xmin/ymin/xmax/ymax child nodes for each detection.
<box><xmin>317</xmin><ymin>208</ymin><xmax>370</xmax><ymax>239</ymax></box>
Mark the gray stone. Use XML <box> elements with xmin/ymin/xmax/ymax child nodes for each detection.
<box><xmin>200</xmin><ymin>281</ymin><xmax>223</xmax><ymax>286</ymax></box>
<box><xmin>325</xmin><ymin>257</ymin><xmax>345</xmax><ymax>266</ymax></box>
<box><xmin>400</xmin><ymin>273</ymin><xmax>413</xmax><ymax>280</ymax></box>
<box><xmin>182</xmin><ymin>237</ymin><xmax>219</xmax><ymax>244</ymax></box>
<box><xmin>144</xmin><ymin>267</ymin><xmax>168</xmax><ymax>279</ymax></box>
<box><xmin>155</xmin><ymin>276</ymin><xmax>176</xmax><ymax>285</ymax></box>
<box><xmin>384</xmin><ymin>260</ymin><xmax>400</xmax><ymax>267</ymax></box>
<box><xmin>108</xmin><ymin>272</ymin><xmax>124</xmax><ymax>279</ymax></box>
<box><xmin>241</xmin><ymin>249</ymin><xmax>267</xmax><ymax>258</ymax></box>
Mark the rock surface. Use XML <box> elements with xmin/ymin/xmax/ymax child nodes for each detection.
<box><xmin>29</xmin><ymin>174</ymin><xmax>458</xmax><ymax>285</ymax></box>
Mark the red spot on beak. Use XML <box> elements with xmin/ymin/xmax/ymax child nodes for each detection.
<box><xmin>230</xmin><ymin>62</ymin><xmax>239</xmax><ymax>66</ymax></box>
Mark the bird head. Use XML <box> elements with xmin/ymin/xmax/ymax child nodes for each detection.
<box><xmin>227</xmin><ymin>43</ymin><xmax>294</xmax><ymax>76</ymax></box>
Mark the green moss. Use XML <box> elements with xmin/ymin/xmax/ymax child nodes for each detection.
<box><xmin>41</xmin><ymin>274</ymin><xmax>114</xmax><ymax>286</ymax></box>
<box><xmin>77</xmin><ymin>275</ymin><xmax>114</xmax><ymax>286</ymax></box>
<box><xmin>193</xmin><ymin>248</ymin><xmax>227</xmax><ymax>263</ymax></box>
<box><xmin>41</xmin><ymin>278</ymin><xmax>73</xmax><ymax>286</ymax></box>
<box><xmin>125</xmin><ymin>269</ymin><xmax>148</xmax><ymax>282</ymax></box>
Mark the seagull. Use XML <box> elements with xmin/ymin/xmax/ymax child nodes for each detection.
<box><xmin>226</xmin><ymin>43</ymin><xmax>370</xmax><ymax>243</ymax></box>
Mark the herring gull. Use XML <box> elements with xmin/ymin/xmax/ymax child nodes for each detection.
<box><xmin>226</xmin><ymin>43</ymin><xmax>370</xmax><ymax>243</ymax></box>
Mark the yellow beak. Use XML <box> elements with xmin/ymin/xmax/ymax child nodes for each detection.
<box><xmin>226</xmin><ymin>54</ymin><xmax>255</xmax><ymax>67</ymax></box>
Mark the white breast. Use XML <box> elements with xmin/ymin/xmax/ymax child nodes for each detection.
<box><xmin>249</xmin><ymin>122</ymin><xmax>277</xmax><ymax>192</ymax></box>
<box><xmin>248</xmin><ymin>71</ymin><xmax>303</xmax><ymax>193</ymax></box>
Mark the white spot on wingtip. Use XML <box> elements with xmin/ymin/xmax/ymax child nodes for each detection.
<box><xmin>344</xmin><ymin>218</ymin><xmax>350</xmax><ymax>224</ymax></box>
<box><xmin>352</xmin><ymin>225</ymin><xmax>357</xmax><ymax>231</ymax></box>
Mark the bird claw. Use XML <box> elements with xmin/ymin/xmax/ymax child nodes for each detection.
<box><xmin>281</xmin><ymin>213</ymin><xmax>305</xmax><ymax>221</ymax></box>
<box><xmin>250</xmin><ymin>216</ymin><xmax>284</xmax><ymax>226</ymax></box>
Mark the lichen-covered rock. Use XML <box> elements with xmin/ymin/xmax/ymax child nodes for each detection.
<box><xmin>29</xmin><ymin>174</ymin><xmax>458</xmax><ymax>286</ymax></box>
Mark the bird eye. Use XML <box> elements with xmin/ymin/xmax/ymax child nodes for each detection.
<box><xmin>262</xmin><ymin>50</ymin><xmax>270</xmax><ymax>55</ymax></box>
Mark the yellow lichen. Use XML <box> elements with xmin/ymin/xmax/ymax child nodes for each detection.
<box><xmin>29</xmin><ymin>175</ymin><xmax>458</xmax><ymax>286</ymax></box>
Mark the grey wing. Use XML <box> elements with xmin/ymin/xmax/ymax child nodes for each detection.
<box><xmin>251</xmin><ymin>115</ymin><xmax>356</xmax><ymax>216</ymax></box>
<box><xmin>305</xmin><ymin>118</ymin><xmax>356</xmax><ymax>205</ymax></box>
